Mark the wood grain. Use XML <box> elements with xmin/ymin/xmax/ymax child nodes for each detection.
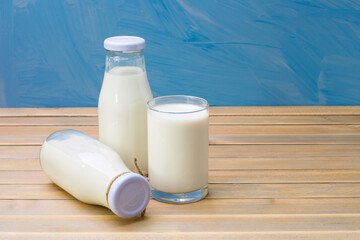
<box><xmin>209</xmin><ymin>157</ymin><xmax>360</xmax><ymax>170</ymax></box>
<box><xmin>209</xmin><ymin>106</ymin><xmax>360</xmax><ymax>116</ymax></box>
<box><xmin>3</xmin><ymin>156</ymin><xmax>360</xmax><ymax>171</ymax></box>
<box><xmin>1</xmin><ymin>106</ymin><xmax>359</xmax><ymax>116</ymax></box>
<box><xmin>209</xmin><ymin>144</ymin><xmax>360</xmax><ymax>158</ymax></box>
<box><xmin>0</xmin><ymin>171</ymin><xmax>51</xmax><ymax>184</ymax></box>
<box><xmin>2</xmin><ymin>183</ymin><xmax>360</xmax><ymax>200</ymax></box>
<box><xmin>208</xmin><ymin>183</ymin><xmax>360</xmax><ymax>199</ymax></box>
<box><xmin>2</xmin><ymin>169</ymin><xmax>360</xmax><ymax>185</ymax></box>
<box><xmin>1</xmin><ymin>106</ymin><xmax>360</xmax><ymax>238</ymax></box>
<box><xmin>0</xmin><ymin>158</ymin><xmax>41</xmax><ymax>170</ymax></box>
<box><xmin>210</xmin><ymin>135</ymin><xmax>360</xmax><ymax>144</ymax></box>
<box><xmin>1</xmin><ymin>215</ymin><xmax>360</xmax><ymax>232</ymax></box>
<box><xmin>0</xmin><ymin>146</ymin><xmax>41</xmax><ymax>159</ymax></box>
<box><xmin>209</xmin><ymin>169</ymin><xmax>360</xmax><ymax>183</ymax></box>
<box><xmin>210</xmin><ymin>115</ymin><xmax>360</xmax><ymax>125</ymax></box>
<box><xmin>211</xmin><ymin>125</ymin><xmax>360</xmax><ymax>135</ymax></box>
<box><xmin>2</xmin><ymin>198</ymin><xmax>360</xmax><ymax>215</ymax></box>
<box><xmin>1</xmin><ymin>115</ymin><xmax>360</xmax><ymax>126</ymax></box>
<box><xmin>2</xmin><ymin>124</ymin><xmax>360</xmax><ymax>145</ymax></box>
<box><xmin>0</xmin><ymin>184</ymin><xmax>72</xmax><ymax>200</ymax></box>
<box><xmin>1</xmin><ymin>145</ymin><xmax>359</xmax><ymax>160</ymax></box>
<box><xmin>0</xmin><ymin>116</ymin><xmax>98</xmax><ymax>126</ymax></box>
<box><xmin>0</xmin><ymin>108</ymin><xmax>98</xmax><ymax>117</ymax></box>
<box><xmin>1</xmin><ymin>232</ymin><xmax>360</xmax><ymax>240</ymax></box>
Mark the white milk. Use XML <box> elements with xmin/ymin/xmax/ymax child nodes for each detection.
<box><xmin>98</xmin><ymin>66</ymin><xmax>152</xmax><ymax>174</ymax></box>
<box><xmin>40</xmin><ymin>130</ymin><xmax>151</xmax><ymax>218</ymax></box>
<box><xmin>40</xmin><ymin>130</ymin><xmax>130</xmax><ymax>207</ymax></box>
<box><xmin>148</xmin><ymin>103</ymin><xmax>209</xmax><ymax>193</ymax></box>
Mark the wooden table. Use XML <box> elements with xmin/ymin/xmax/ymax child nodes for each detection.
<box><xmin>1</xmin><ymin>106</ymin><xmax>360</xmax><ymax>239</ymax></box>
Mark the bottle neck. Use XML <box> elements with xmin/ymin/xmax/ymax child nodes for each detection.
<box><xmin>105</xmin><ymin>50</ymin><xmax>145</xmax><ymax>73</ymax></box>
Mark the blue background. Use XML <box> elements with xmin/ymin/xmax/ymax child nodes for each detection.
<box><xmin>1</xmin><ymin>0</ymin><xmax>360</xmax><ymax>107</ymax></box>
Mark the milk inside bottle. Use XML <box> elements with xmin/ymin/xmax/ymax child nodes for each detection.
<box><xmin>98</xmin><ymin>36</ymin><xmax>152</xmax><ymax>174</ymax></box>
<box><xmin>40</xmin><ymin>129</ymin><xmax>151</xmax><ymax>218</ymax></box>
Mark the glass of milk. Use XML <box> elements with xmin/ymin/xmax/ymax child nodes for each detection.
<box><xmin>98</xmin><ymin>36</ymin><xmax>152</xmax><ymax>175</ymax></box>
<box><xmin>147</xmin><ymin>95</ymin><xmax>209</xmax><ymax>203</ymax></box>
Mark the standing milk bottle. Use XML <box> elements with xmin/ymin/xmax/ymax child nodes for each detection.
<box><xmin>99</xmin><ymin>36</ymin><xmax>152</xmax><ymax>174</ymax></box>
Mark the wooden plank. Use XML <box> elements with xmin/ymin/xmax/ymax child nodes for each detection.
<box><xmin>0</xmin><ymin>107</ymin><xmax>359</xmax><ymax>237</ymax></box>
<box><xmin>0</xmin><ymin>158</ymin><xmax>41</xmax><ymax>170</ymax></box>
<box><xmin>3</xmin><ymin>135</ymin><xmax>360</xmax><ymax>146</ymax></box>
<box><xmin>1</xmin><ymin>125</ymin><xmax>360</xmax><ymax>146</ymax></box>
<box><xmin>210</xmin><ymin>135</ymin><xmax>360</xmax><ymax>145</ymax></box>
<box><xmin>2</xmin><ymin>198</ymin><xmax>360</xmax><ymax>215</ymax></box>
<box><xmin>209</xmin><ymin>169</ymin><xmax>360</xmax><ymax>183</ymax></box>
<box><xmin>0</xmin><ymin>171</ymin><xmax>52</xmax><ymax>184</ymax></box>
<box><xmin>1</xmin><ymin>232</ymin><xmax>360</xmax><ymax>240</ymax></box>
<box><xmin>0</xmin><ymin>126</ymin><xmax>98</xmax><ymax>146</ymax></box>
<box><xmin>1</xmin><ymin>215</ymin><xmax>360</xmax><ymax>232</ymax></box>
<box><xmin>2</xmin><ymin>169</ymin><xmax>360</xmax><ymax>185</ymax></box>
<box><xmin>209</xmin><ymin>157</ymin><xmax>360</xmax><ymax>170</ymax></box>
<box><xmin>1</xmin><ymin>125</ymin><xmax>359</xmax><ymax>136</ymax></box>
<box><xmin>210</xmin><ymin>115</ymin><xmax>360</xmax><ymax>125</ymax></box>
<box><xmin>0</xmin><ymin>146</ymin><xmax>41</xmax><ymax>159</ymax></box>
<box><xmin>3</xmin><ymin>156</ymin><xmax>360</xmax><ymax>171</ymax></box>
<box><xmin>0</xmin><ymin>184</ymin><xmax>72</xmax><ymax>200</ymax></box>
<box><xmin>0</xmin><ymin>117</ymin><xmax>98</xmax><ymax>126</ymax></box>
<box><xmin>211</xmin><ymin>125</ymin><xmax>360</xmax><ymax>135</ymax></box>
<box><xmin>1</xmin><ymin>106</ymin><xmax>360</xmax><ymax>117</ymax></box>
<box><xmin>210</xmin><ymin>106</ymin><xmax>360</xmax><ymax>116</ymax></box>
<box><xmin>2</xmin><ymin>145</ymin><xmax>359</xmax><ymax>159</ymax></box>
<box><xmin>1</xmin><ymin>115</ymin><xmax>360</xmax><ymax>126</ymax></box>
<box><xmin>209</xmin><ymin>183</ymin><xmax>360</xmax><ymax>199</ymax></box>
<box><xmin>2</xmin><ymin>183</ymin><xmax>360</xmax><ymax>200</ymax></box>
<box><xmin>0</xmin><ymin>108</ymin><xmax>98</xmax><ymax>117</ymax></box>
<box><xmin>209</xmin><ymin>145</ymin><xmax>360</xmax><ymax>158</ymax></box>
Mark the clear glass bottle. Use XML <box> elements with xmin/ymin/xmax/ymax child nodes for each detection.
<box><xmin>98</xmin><ymin>36</ymin><xmax>153</xmax><ymax>174</ymax></box>
<box><xmin>40</xmin><ymin>129</ymin><xmax>151</xmax><ymax>218</ymax></box>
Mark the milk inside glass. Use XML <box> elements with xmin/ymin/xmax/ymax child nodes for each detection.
<box><xmin>98</xmin><ymin>37</ymin><xmax>152</xmax><ymax>174</ymax></box>
<box><xmin>148</xmin><ymin>97</ymin><xmax>209</xmax><ymax>199</ymax></box>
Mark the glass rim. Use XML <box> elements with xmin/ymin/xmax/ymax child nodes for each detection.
<box><xmin>147</xmin><ymin>95</ymin><xmax>209</xmax><ymax>114</ymax></box>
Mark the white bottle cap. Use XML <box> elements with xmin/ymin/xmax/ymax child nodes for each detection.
<box><xmin>108</xmin><ymin>172</ymin><xmax>150</xmax><ymax>218</ymax></box>
<box><xmin>104</xmin><ymin>36</ymin><xmax>145</xmax><ymax>51</ymax></box>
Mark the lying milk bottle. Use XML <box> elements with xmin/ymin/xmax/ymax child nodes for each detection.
<box><xmin>98</xmin><ymin>36</ymin><xmax>153</xmax><ymax>174</ymax></box>
<box><xmin>40</xmin><ymin>129</ymin><xmax>151</xmax><ymax>218</ymax></box>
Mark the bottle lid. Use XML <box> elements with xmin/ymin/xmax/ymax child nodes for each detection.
<box><xmin>104</xmin><ymin>36</ymin><xmax>145</xmax><ymax>51</ymax></box>
<box><xmin>108</xmin><ymin>172</ymin><xmax>150</xmax><ymax>218</ymax></box>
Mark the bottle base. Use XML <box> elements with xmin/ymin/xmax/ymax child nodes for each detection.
<box><xmin>151</xmin><ymin>185</ymin><xmax>208</xmax><ymax>204</ymax></box>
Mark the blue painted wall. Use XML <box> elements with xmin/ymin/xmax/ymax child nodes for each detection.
<box><xmin>1</xmin><ymin>0</ymin><xmax>360</xmax><ymax>107</ymax></box>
